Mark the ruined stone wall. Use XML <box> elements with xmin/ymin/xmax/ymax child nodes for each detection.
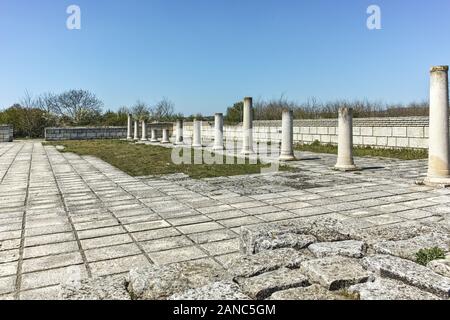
<box><xmin>45</xmin><ymin>127</ymin><xmax>127</xmax><ymax>141</ymax></box>
<box><xmin>179</xmin><ymin>116</ymin><xmax>432</xmax><ymax>149</ymax></box>
<box><xmin>0</xmin><ymin>125</ymin><xmax>13</xmax><ymax>142</ymax></box>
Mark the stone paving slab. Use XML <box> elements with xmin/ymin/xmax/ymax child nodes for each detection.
<box><xmin>0</xmin><ymin>141</ymin><xmax>449</xmax><ymax>299</ymax></box>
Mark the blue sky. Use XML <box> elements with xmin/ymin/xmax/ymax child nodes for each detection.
<box><xmin>0</xmin><ymin>0</ymin><xmax>449</xmax><ymax>115</ymax></box>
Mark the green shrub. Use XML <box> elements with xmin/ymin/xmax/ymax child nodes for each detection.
<box><xmin>415</xmin><ymin>247</ymin><xmax>446</xmax><ymax>266</ymax></box>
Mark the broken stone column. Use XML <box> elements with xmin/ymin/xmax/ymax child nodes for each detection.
<box><xmin>161</xmin><ymin>128</ymin><xmax>170</xmax><ymax>144</ymax></box>
<box><xmin>140</xmin><ymin>120</ymin><xmax>147</xmax><ymax>141</ymax></box>
<box><xmin>334</xmin><ymin>107</ymin><xmax>358</xmax><ymax>171</ymax></box>
<box><xmin>175</xmin><ymin>119</ymin><xmax>184</xmax><ymax>145</ymax></box>
<box><xmin>127</xmin><ymin>114</ymin><xmax>133</xmax><ymax>140</ymax></box>
<box><xmin>150</xmin><ymin>127</ymin><xmax>158</xmax><ymax>142</ymax></box>
<box><xmin>279</xmin><ymin>109</ymin><xmax>296</xmax><ymax>161</ymax></box>
<box><xmin>213</xmin><ymin>113</ymin><xmax>224</xmax><ymax>150</ymax></box>
<box><xmin>425</xmin><ymin>66</ymin><xmax>450</xmax><ymax>186</ymax></box>
<box><xmin>242</xmin><ymin>97</ymin><xmax>254</xmax><ymax>154</ymax></box>
<box><xmin>133</xmin><ymin>120</ymin><xmax>139</xmax><ymax>141</ymax></box>
<box><xmin>192</xmin><ymin>119</ymin><xmax>202</xmax><ymax>147</ymax></box>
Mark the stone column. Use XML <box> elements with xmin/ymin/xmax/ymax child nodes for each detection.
<box><xmin>241</xmin><ymin>97</ymin><xmax>254</xmax><ymax>154</ymax></box>
<box><xmin>140</xmin><ymin>120</ymin><xmax>147</xmax><ymax>141</ymax></box>
<box><xmin>161</xmin><ymin>128</ymin><xmax>170</xmax><ymax>144</ymax></box>
<box><xmin>133</xmin><ymin>120</ymin><xmax>139</xmax><ymax>140</ymax></box>
<box><xmin>279</xmin><ymin>109</ymin><xmax>296</xmax><ymax>161</ymax></box>
<box><xmin>334</xmin><ymin>107</ymin><xmax>358</xmax><ymax>171</ymax></box>
<box><xmin>425</xmin><ymin>66</ymin><xmax>450</xmax><ymax>185</ymax></box>
<box><xmin>127</xmin><ymin>114</ymin><xmax>133</xmax><ymax>140</ymax></box>
<box><xmin>175</xmin><ymin>119</ymin><xmax>184</xmax><ymax>144</ymax></box>
<box><xmin>192</xmin><ymin>119</ymin><xmax>202</xmax><ymax>147</ymax></box>
<box><xmin>213</xmin><ymin>113</ymin><xmax>224</xmax><ymax>150</ymax></box>
<box><xmin>150</xmin><ymin>127</ymin><xmax>158</xmax><ymax>142</ymax></box>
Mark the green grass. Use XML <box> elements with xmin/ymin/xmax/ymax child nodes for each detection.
<box><xmin>294</xmin><ymin>140</ymin><xmax>428</xmax><ymax>160</ymax></box>
<box><xmin>415</xmin><ymin>247</ymin><xmax>446</xmax><ymax>266</ymax></box>
<box><xmin>43</xmin><ymin>139</ymin><xmax>284</xmax><ymax>179</ymax></box>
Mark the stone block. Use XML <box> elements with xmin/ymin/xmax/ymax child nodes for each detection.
<box><xmin>236</xmin><ymin>267</ymin><xmax>310</xmax><ymax>299</ymax></box>
<box><xmin>360</xmin><ymin>127</ymin><xmax>373</xmax><ymax>136</ymax></box>
<box><xmin>362</xmin><ymin>255</ymin><xmax>450</xmax><ymax>298</ymax></box>
<box><xmin>308</xmin><ymin>240</ymin><xmax>367</xmax><ymax>259</ymax></box>
<box><xmin>408</xmin><ymin>138</ymin><xmax>428</xmax><ymax>149</ymax></box>
<box><xmin>60</xmin><ymin>275</ymin><xmax>130</xmax><ymax>300</ymax></box>
<box><xmin>169</xmin><ymin>281</ymin><xmax>251</xmax><ymax>300</ymax></box>
<box><xmin>348</xmin><ymin>277</ymin><xmax>440</xmax><ymax>300</ymax></box>
<box><xmin>300</xmin><ymin>256</ymin><xmax>370</xmax><ymax>290</ymax></box>
<box><xmin>427</xmin><ymin>257</ymin><xmax>450</xmax><ymax>278</ymax></box>
<box><xmin>269</xmin><ymin>284</ymin><xmax>350</xmax><ymax>300</ymax></box>
<box><xmin>407</xmin><ymin>127</ymin><xmax>424</xmax><ymax>138</ymax></box>
<box><xmin>362</xmin><ymin>136</ymin><xmax>377</xmax><ymax>145</ymax></box>
<box><xmin>396</xmin><ymin>137</ymin><xmax>408</xmax><ymax>147</ymax></box>
<box><xmin>392</xmin><ymin>127</ymin><xmax>407</xmax><ymax>137</ymax></box>
<box><xmin>373</xmin><ymin>127</ymin><xmax>392</xmax><ymax>137</ymax></box>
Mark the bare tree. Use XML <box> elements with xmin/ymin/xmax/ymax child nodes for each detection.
<box><xmin>151</xmin><ymin>97</ymin><xmax>175</xmax><ymax>121</ymax></box>
<box><xmin>51</xmin><ymin>90</ymin><xmax>103</xmax><ymax>125</ymax></box>
<box><xmin>131</xmin><ymin>100</ymin><xmax>150</xmax><ymax>120</ymax></box>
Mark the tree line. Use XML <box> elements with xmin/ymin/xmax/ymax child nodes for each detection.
<box><xmin>0</xmin><ymin>90</ymin><xmax>180</xmax><ymax>138</ymax></box>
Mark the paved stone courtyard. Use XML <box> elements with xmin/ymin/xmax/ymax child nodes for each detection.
<box><xmin>0</xmin><ymin>140</ymin><xmax>449</xmax><ymax>299</ymax></box>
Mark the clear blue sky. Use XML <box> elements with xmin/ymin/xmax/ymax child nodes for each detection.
<box><xmin>0</xmin><ymin>0</ymin><xmax>449</xmax><ymax>115</ymax></box>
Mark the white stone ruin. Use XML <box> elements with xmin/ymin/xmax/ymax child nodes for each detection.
<box><xmin>334</xmin><ymin>107</ymin><xmax>358</xmax><ymax>171</ymax></box>
<box><xmin>241</xmin><ymin>97</ymin><xmax>254</xmax><ymax>155</ymax></box>
<box><xmin>213</xmin><ymin>113</ymin><xmax>224</xmax><ymax>150</ymax></box>
<box><xmin>279</xmin><ymin>109</ymin><xmax>296</xmax><ymax>161</ymax></box>
<box><xmin>192</xmin><ymin>119</ymin><xmax>202</xmax><ymax>147</ymax></box>
<box><xmin>424</xmin><ymin>65</ymin><xmax>450</xmax><ymax>186</ymax></box>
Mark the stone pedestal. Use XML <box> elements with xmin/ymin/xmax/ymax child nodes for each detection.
<box><xmin>175</xmin><ymin>119</ymin><xmax>184</xmax><ymax>145</ymax></box>
<box><xmin>133</xmin><ymin>120</ymin><xmax>139</xmax><ymax>141</ymax></box>
<box><xmin>192</xmin><ymin>119</ymin><xmax>202</xmax><ymax>147</ymax></box>
<box><xmin>140</xmin><ymin>120</ymin><xmax>147</xmax><ymax>141</ymax></box>
<box><xmin>424</xmin><ymin>66</ymin><xmax>450</xmax><ymax>186</ymax></box>
<box><xmin>150</xmin><ymin>128</ymin><xmax>158</xmax><ymax>142</ymax></box>
<box><xmin>279</xmin><ymin>109</ymin><xmax>296</xmax><ymax>161</ymax></box>
<box><xmin>241</xmin><ymin>97</ymin><xmax>254</xmax><ymax>154</ymax></box>
<box><xmin>213</xmin><ymin>113</ymin><xmax>224</xmax><ymax>150</ymax></box>
<box><xmin>127</xmin><ymin>114</ymin><xmax>133</xmax><ymax>140</ymax></box>
<box><xmin>334</xmin><ymin>108</ymin><xmax>358</xmax><ymax>171</ymax></box>
<box><xmin>161</xmin><ymin>128</ymin><xmax>170</xmax><ymax>144</ymax></box>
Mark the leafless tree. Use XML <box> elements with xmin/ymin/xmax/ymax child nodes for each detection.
<box><xmin>131</xmin><ymin>100</ymin><xmax>151</xmax><ymax>120</ymax></box>
<box><xmin>151</xmin><ymin>97</ymin><xmax>175</xmax><ymax>121</ymax></box>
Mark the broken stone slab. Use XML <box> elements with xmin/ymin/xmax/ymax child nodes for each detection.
<box><xmin>269</xmin><ymin>284</ymin><xmax>352</xmax><ymax>300</ymax></box>
<box><xmin>348</xmin><ymin>277</ymin><xmax>441</xmax><ymax>300</ymax></box>
<box><xmin>127</xmin><ymin>261</ymin><xmax>226</xmax><ymax>300</ymax></box>
<box><xmin>373</xmin><ymin>232</ymin><xmax>450</xmax><ymax>261</ymax></box>
<box><xmin>168</xmin><ymin>281</ymin><xmax>251</xmax><ymax>300</ymax></box>
<box><xmin>308</xmin><ymin>240</ymin><xmax>367</xmax><ymax>259</ymax></box>
<box><xmin>352</xmin><ymin>221</ymin><xmax>440</xmax><ymax>244</ymax></box>
<box><xmin>362</xmin><ymin>254</ymin><xmax>450</xmax><ymax>298</ymax></box>
<box><xmin>249</xmin><ymin>233</ymin><xmax>317</xmax><ymax>255</ymax></box>
<box><xmin>236</xmin><ymin>267</ymin><xmax>310</xmax><ymax>300</ymax></box>
<box><xmin>300</xmin><ymin>256</ymin><xmax>370</xmax><ymax>291</ymax></box>
<box><xmin>427</xmin><ymin>256</ymin><xmax>450</xmax><ymax>278</ymax></box>
<box><xmin>240</xmin><ymin>217</ymin><xmax>352</xmax><ymax>255</ymax></box>
<box><xmin>60</xmin><ymin>275</ymin><xmax>130</xmax><ymax>300</ymax></box>
<box><xmin>225</xmin><ymin>248</ymin><xmax>312</xmax><ymax>279</ymax></box>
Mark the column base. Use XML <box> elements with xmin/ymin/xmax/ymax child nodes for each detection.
<box><xmin>140</xmin><ymin>138</ymin><xmax>148</xmax><ymax>142</ymax></box>
<box><xmin>192</xmin><ymin>144</ymin><xmax>203</xmax><ymax>148</ymax></box>
<box><xmin>333</xmin><ymin>164</ymin><xmax>360</xmax><ymax>172</ymax></box>
<box><xmin>213</xmin><ymin>146</ymin><xmax>224</xmax><ymax>151</ymax></box>
<box><xmin>150</xmin><ymin>139</ymin><xmax>159</xmax><ymax>143</ymax></box>
<box><xmin>160</xmin><ymin>140</ymin><xmax>170</xmax><ymax>144</ymax></box>
<box><xmin>279</xmin><ymin>153</ymin><xmax>296</xmax><ymax>161</ymax></box>
<box><xmin>422</xmin><ymin>176</ymin><xmax>450</xmax><ymax>188</ymax></box>
<box><xmin>126</xmin><ymin>137</ymin><xmax>133</xmax><ymax>140</ymax></box>
<box><xmin>241</xmin><ymin>149</ymin><xmax>255</xmax><ymax>155</ymax></box>
<box><xmin>174</xmin><ymin>141</ymin><xmax>184</xmax><ymax>145</ymax></box>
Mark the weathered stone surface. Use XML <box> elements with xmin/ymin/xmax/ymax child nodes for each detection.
<box><xmin>226</xmin><ymin>248</ymin><xmax>312</xmax><ymax>279</ymax></box>
<box><xmin>169</xmin><ymin>281</ymin><xmax>251</xmax><ymax>300</ymax></box>
<box><xmin>236</xmin><ymin>267</ymin><xmax>309</xmax><ymax>299</ymax></box>
<box><xmin>269</xmin><ymin>284</ymin><xmax>350</xmax><ymax>300</ymax></box>
<box><xmin>127</xmin><ymin>261</ymin><xmax>225</xmax><ymax>300</ymax></box>
<box><xmin>300</xmin><ymin>256</ymin><xmax>370</xmax><ymax>291</ymax></box>
<box><xmin>240</xmin><ymin>217</ymin><xmax>352</xmax><ymax>255</ymax></box>
<box><xmin>373</xmin><ymin>233</ymin><xmax>450</xmax><ymax>261</ymax></box>
<box><xmin>250</xmin><ymin>233</ymin><xmax>316</xmax><ymax>255</ymax></box>
<box><xmin>308</xmin><ymin>240</ymin><xmax>367</xmax><ymax>258</ymax></box>
<box><xmin>60</xmin><ymin>275</ymin><xmax>130</xmax><ymax>300</ymax></box>
<box><xmin>427</xmin><ymin>256</ymin><xmax>450</xmax><ymax>278</ymax></box>
<box><xmin>348</xmin><ymin>277</ymin><xmax>440</xmax><ymax>300</ymax></box>
<box><xmin>352</xmin><ymin>221</ymin><xmax>438</xmax><ymax>243</ymax></box>
<box><xmin>362</xmin><ymin>255</ymin><xmax>450</xmax><ymax>298</ymax></box>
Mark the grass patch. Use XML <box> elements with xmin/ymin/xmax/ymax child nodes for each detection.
<box><xmin>43</xmin><ymin>139</ymin><xmax>286</xmax><ymax>179</ymax></box>
<box><xmin>294</xmin><ymin>140</ymin><xmax>428</xmax><ymax>160</ymax></box>
<box><xmin>415</xmin><ymin>247</ymin><xmax>446</xmax><ymax>266</ymax></box>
